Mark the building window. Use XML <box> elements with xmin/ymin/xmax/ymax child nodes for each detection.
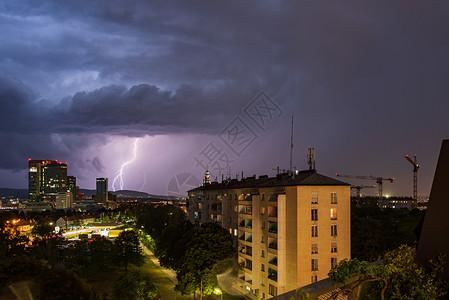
<box><xmin>207</xmin><ymin>194</ymin><xmax>210</xmax><ymax>200</ymax></box>
<box><xmin>261</xmin><ymin>221</ymin><xmax>266</xmax><ymax>229</ymax></box>
<box><xmin>261</xmin><ymin>207</ymin><xmax>266</xmax><ymax>215</ymax></box>
<box><xmin>311</xmin><ymin>209</ymin><xmax>318</xmax><ymax>221</ymax></box>
<box><xmin>330</xmin><ymin>208</ymin><xmax>337</xmax><ymax>220</ymax></box>
<box><xmin>234</xmin><ymin>229</ymin><xmax>238</xmax><ymax>236</ymax></box>
<box><xmin>331</xmin><ymin>224</ymin><xmax>338</xmax><ymax>237</ymax></box>
<box><xmin>234</xmin><ymin>205</ymin><xmax>238</xmax><ymax>212</ymax></box>
<box><xmin>262</xmin><ymin>194</ymin><xmax>265</xmax><ymax>200</ymax></box>
<box><xmin>229</xmin><ymin>205</ymin><xmax>232</xmax><ymax>211</ymax></box>
<box><xmin>311</xmin><ymin>275</ymin><xmax>318</xmax><ymax>283</ymax></box>
<box><xmin>261</xmin><ymin>264</ymin><xmax>265</xmax><ymax>272</ymax></box>
<box><xmin>331</xmin><ymin>192</ymin><xmax>337</xmax><ymax>204</ymax></box>
<box><xmin>261</xmin><ymin>236</ymin><xmax>265</xmax><ymax>243</ymax></box>
<box><xmin>331</xmin><ymin>242</ymin><xmax>338</xmax><ymax>253</ymax></box>
<box><xmin>331</xmin><ymin>258</ymin><xmax>338</xmax><ymax>269</ymax></box>
<box><xmin>245</xmin><ymin>259</ymin><xmax>252</xmax><ymax>270</ymax></box>
<box><xmin>229</xmin><ymin>228</ymin><xmax>232</xmax><ymax>234</ymax></box>
<box><xmin>261</xmin><ymin>278</ymin><xmax>265</xmax><ymax>286</ymax></box>
<box><xmin>261</xmin><ymin>249</ymin><xmax>265</xmax><ymax>258</ymax></box>
<box><xmin>268</xmin><ymin>284</ymin><xmax>277</xmax><ymax>296</ymax></box>
<box><xmin>311</xmin><ymin>259</ymin><xmax>318</xmax><ymax>271</ymax></box>
<box><xmin>311</xmin><ymin>192</ymin><xmax>318</xmax><ymax>204</ymax></box>
<box><xmin>311</xmin><ymin>243</ymin><xmax>318</xmax><ymax>254</ymax></box>
<box><xmin>312</xmin><ymin>225</ymin><xmax>318</xmax><ymax>237</ymax></box>
<box><xmin>235</xmin><ymin>194</ymin><xmax>237</xmax><ymax>200</ymax></box>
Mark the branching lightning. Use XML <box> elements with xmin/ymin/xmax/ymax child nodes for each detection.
<box><xmin>112</xmin><ymin>138</ymin><xmax>139</xmax><ymax>191</ymax></box>
<box><xmin>140</xmin><ymin>171</ymin><xmax>146</xmax><ymax>192</ymax></box>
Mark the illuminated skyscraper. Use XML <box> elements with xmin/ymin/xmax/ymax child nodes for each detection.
<box><xmin>42</xmin><ymin>161</ymin><xmax>68</xmax><ymax>202</ymax></box>
<box><xmin>28</xmin><ymin>159</ymin><xmax>50</xmax><ymax>201</ymax></box>
<box><xmin>28</xmin><ymin>159</ymin><xmax>68</xmax><ymax>202</ymax></box>
<box><xmin>96</xmin><ymin>178</ymin><xmax>108</xmax><ymax>204</ymax></box>
<box><xmin>67</xmin><ymin>176</ymin><xmax>77</xmax><ymax>202</ymax></box>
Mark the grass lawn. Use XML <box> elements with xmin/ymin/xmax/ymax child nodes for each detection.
<box><xmin>84</xmin><ymin>255</ymin><xmax>191</xmax><ymax>299</ymax></box>
<box><xmin>85</xmin><ymin>255</ymin><xmax>244</xmax><ymax>299</ymax></box>
<box><xmin>129</xmin><ymin>258</ymin><xmax>191</xmax><ymax>300</ymax></box>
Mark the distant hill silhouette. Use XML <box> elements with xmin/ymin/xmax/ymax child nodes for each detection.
<box><xmin>0</xmin><ymin>188</ymin><xmax>178</xmax><ymax>200</ymax></box>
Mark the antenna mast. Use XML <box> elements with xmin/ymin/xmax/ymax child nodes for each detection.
<box><xmin>290</xmin><ymin>115</ymin><xmax>293</xmax><ymax>172</ymax></box>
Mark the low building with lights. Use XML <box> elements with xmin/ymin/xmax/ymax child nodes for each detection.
<box><xmin>187</xmin><ymin>170</ymin><xmax>351</xmax><ymax>299</ymax></box>
<box><xmin>379</xmin><ymin>197</ymin><xmax>414</xmax><ymax>210</ymax></box>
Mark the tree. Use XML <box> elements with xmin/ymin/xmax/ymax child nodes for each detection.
<box><xmin>31</xmin><ymin>220</ymin><xmax>55</xmax><ymax>239</ymax></box>
<box><xmin>155</xmin><ymin>221</ymin><xmax>194</xmax><ymax>272</ymax></box>
<box><xmin>114</xmin><ymin>230</ymin><xmax>144</xmax><ymax>271</ymax></box>
<box><xmin>328</xmin><ymin>244</ymin><xmax>447</xmax><ymax>299</ymax></box>
<box><xmin>31</xmin><ymin>220</ymin><xmax>62</xmax><ymax>266</ymax></box>
<box><xmin>89</xmin><ymin>237</ymin><xmax>115</xmax><ymax>270</ymax></box>
<box><xmin>0</xmin><ymin>257</ymin><xmax>95</xmax><ymax>299</ymax></box>
<box><xmin>112</xmin><ymin>271</ymin><xmax>158</xmax><ymax>300</ymax></box>
<box><xmin>176</xmin><ymin>222</ymin><xmax>234</xmax><ymax>296</ymax></box>
<box><xmin>0</xmin><ymin>221</ymin><xmax>28</xmax><ymax>260</ymax></box>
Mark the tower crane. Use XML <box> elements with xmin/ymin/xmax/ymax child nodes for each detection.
<box><xmin>351</xmin><ymin>185</ymin><xmax>376</xmax><ymax>199</ymax></box>
<box><xmin>405</xmin><ymin>154</ymin><xmax>420</xmax><ymax>209</ymax></box>
<box><xmin>336</xmin><ymin>174</ymin><xmax>394</xmax><ymax>200</ymax></box>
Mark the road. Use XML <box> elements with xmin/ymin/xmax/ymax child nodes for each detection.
<box><xmin>140</xmin><ymin>242</ymin><xmax>179</xmax><ymax>285</ymax></box>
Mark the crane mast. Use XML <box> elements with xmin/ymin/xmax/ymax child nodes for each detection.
<box><xmin>405</xmin><ymin>154</ymin><xmax>420</xmax><ymax>209</ymax></box>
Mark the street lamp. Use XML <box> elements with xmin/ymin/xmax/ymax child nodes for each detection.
<box><xmin>214</xmin><ymin>288</ymin><xmax>222</xmax><ymax>300</ymax></box>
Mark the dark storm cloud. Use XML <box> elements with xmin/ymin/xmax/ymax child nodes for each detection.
<box><xmin>1</xmin><ymin>1</ymin><xmax>449</xmax><ymax>195</ymax></box>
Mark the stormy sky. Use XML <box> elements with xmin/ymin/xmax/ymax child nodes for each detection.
<box><xmin>1</xmin><ymin>1</ymin><xmax>448</xmax><ymax>197</ymax></box>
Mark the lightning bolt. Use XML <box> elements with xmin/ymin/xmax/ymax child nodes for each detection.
<box><xmin>112</xmin><ymin>138</ymin><xmax>139</xmax><ymax>191</ymax></box>
<box><xmin>139</xmin><ymin>171</ymin><xmax>146</xmax><ymax>192</ymax></box>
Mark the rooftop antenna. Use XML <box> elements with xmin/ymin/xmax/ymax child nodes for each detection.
<box><xmin>307</xmin><ymin>148</ymin><xmax>315</xmax><ymax>170</ymax></box>
<box><xmin>290</xmin><ymin>115</ymin><xmax>294</xmax><ymax>172</ymax></box>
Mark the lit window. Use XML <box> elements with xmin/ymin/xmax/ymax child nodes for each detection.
<box><xmin>234</xmin><ymin>229</ymin><xmax>238</xmax><ymax>236</ymax></box>
<box><xmin>330</xmin><ymin>208</ymin><xmax>337</xmax><ymax>220</ymax></box>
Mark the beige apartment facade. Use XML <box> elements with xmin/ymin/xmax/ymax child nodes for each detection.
<box><xmin>187</xmin><ymin>170</ymin><xmax>350</xmax><ymax>299</ymax></box>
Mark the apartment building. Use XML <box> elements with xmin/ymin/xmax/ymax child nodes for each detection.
<box><xmin>187</xmin><ymin>170</ymin><xmax>350</xmax><ymax>299</ymax></box>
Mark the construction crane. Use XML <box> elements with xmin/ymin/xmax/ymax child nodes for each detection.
<box><xmin>351</xmin><ymin>185</ymin><xmax>376</xmax><ymax>199</ymax></box>
<box><xmin>405</xmin><ymin>154</ymin><xmax>420</xmax><ymax>209</ymax></box>
<box><xmin>336</xmin><ymin>174</ymin><xmax>394</xmax><ymax>200</ymax></box>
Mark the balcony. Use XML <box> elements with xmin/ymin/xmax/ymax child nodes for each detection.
<box><xmin>268</xmin><ymin>222</ymin><xmax>278</xmax><ymax>234</ymax></box>
<box><xmin>268</xmin><ymin>268</ymin><xmax>278</xmax><ymax>282</ymax></box>
<box><xmin>268</xmin><ymin>242</ymin><xmax>278</xmax><ymax>250</ymax></box>
<box><xmin>239</xmin><ymin>218</ymin><xmax>252</xmax><ymax>229</ymax></box>
<box><xmin>268</xmin><ymin>194</ymin><xmax>277</xmax><ymax>202</ymax></box>
<box><xmin>239</xmin><ymin>245</ymin><xmax>252</xmax><ymax>257</ymax></box>
<box><xmin>269</xmin><ymin>256</ymin><xmax>278</xmax><ymax>266</ymax></box>
<box><xmin>239</xmin><ymin>205</ymin><xmax>252</xmax><ymax>215</ymax></box>
<box><xmin>239</xmin><ymin>232</ymin><xmax>253</xmax><ymax>243</ymax></box>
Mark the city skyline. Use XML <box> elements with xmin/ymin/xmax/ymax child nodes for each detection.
<box><xmin>1</xmin><ymin>1</ymin><xmax>449</xmax><ymax>197</ymax></box>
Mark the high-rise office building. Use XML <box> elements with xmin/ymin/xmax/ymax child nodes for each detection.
<box><xmin>96</xmin><ymin>178</ymin><xmax>108</xmax><ymax>204</ymax></box>
<box><xmin>187</xmin><ymin>170</ymin><xmax>350</xmax><ymax>299</ymax></box>
<box><xmin>28</xmin><ymin>159</ymin><xmax>67</xmax><ymax>202</ymax></box>
<box><xmin>42</xmin><ymin>161</ymin><xmax>68</xmax><ymax>202</ymax></box>
<box><xmin>67</xmin><ymin>176</ymin><xmax>76</xmax><ymax>202</ymax></box>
